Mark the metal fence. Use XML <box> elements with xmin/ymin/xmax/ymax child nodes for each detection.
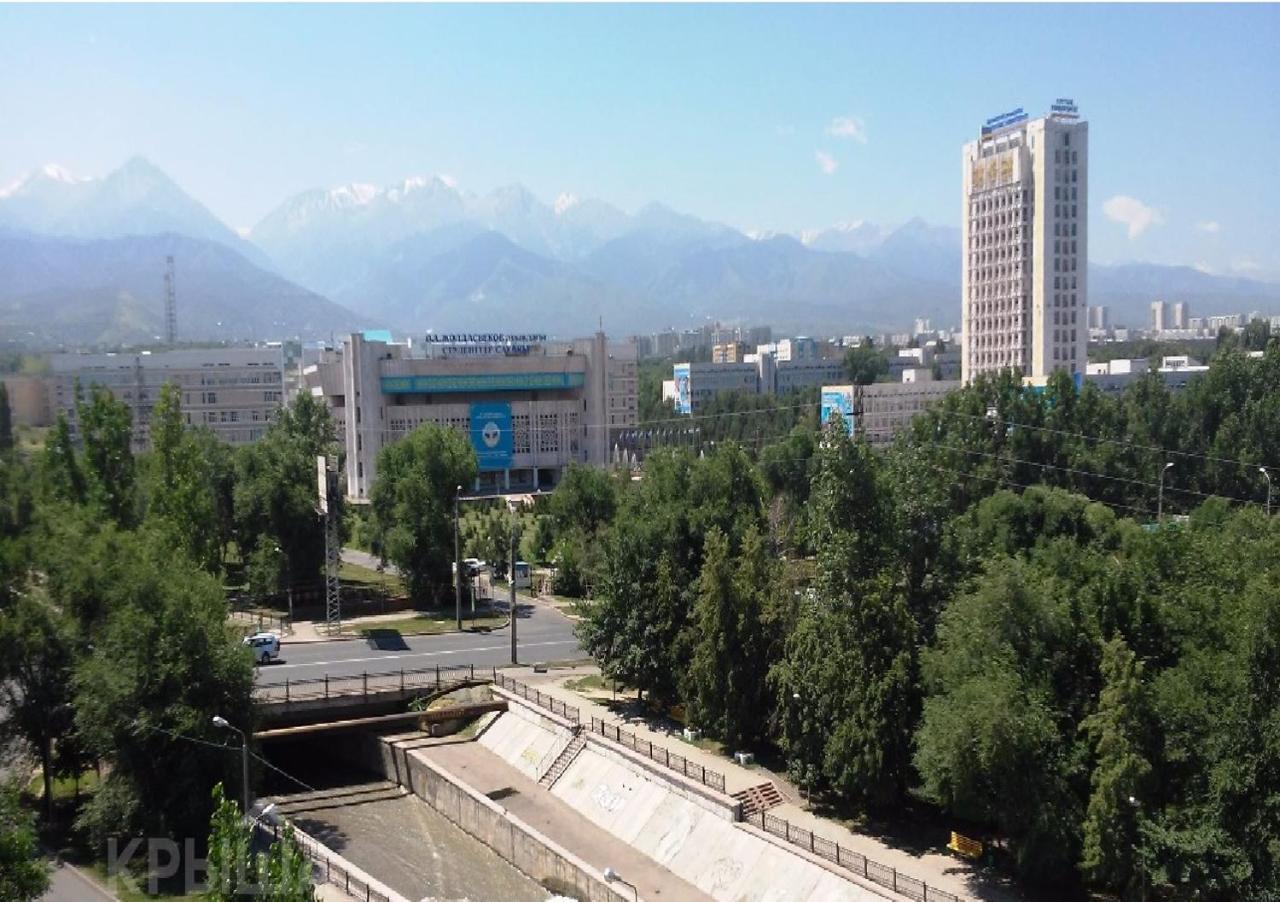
<box><xmin>588</xmin><ymin>717</ymin><xmax>727</xmax><ymax>794</ymax></box>
<box><xmin>254</xmin><ymin>664</ymin><xmax>497</xmax><ymax>703</ymax></box>
<box><xmin>494</xmin><ymin>672</ymin><xmax>581</xmax><ymax>723</ymax></box>
<box><xmin>255</xmin><ymin>820</ymin><xmax>397</xmax><ymax>902</ymax></box>
<box><xmin>752</xmin><ymin>811</ymin><xmax>959</xmax><ymax>902</ymax></box>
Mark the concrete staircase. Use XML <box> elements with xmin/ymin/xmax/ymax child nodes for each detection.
<box><xmin>538</xmin><ymin>732</ymin><xmax>587</xmax><ymax>789</ymax></box>
<box><xmin>732</xmin><ymin>782</ymin><xmax>785</xmax><ymax>819</ymax></box>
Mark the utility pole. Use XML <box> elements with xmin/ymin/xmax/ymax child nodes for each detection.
<box><xmin>1261</xmin><ymin>467</ymin><xmax>1272</xmax><ymax>517</ymax></box>
<box><xmin>510</xmin><ymin>520</ymin><xmax>518</xmax><ymax>664</ymax></box>
<box><xmin>454</xmin><ymin>485</ymin><xmax>463</xmax><ymax>631</ymax></box>
<box><xmin>317</xmin><ymin>456</ymin><xmax>341</xmax><ymax>634</ymax></box>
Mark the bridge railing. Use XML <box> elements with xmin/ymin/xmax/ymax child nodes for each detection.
<box><xmin>255</xmin><ymin>664</ymin><xmax>497</xmax><ymax>704</ymax></box>
<box><xmin>588</xmin><ymin>716</ymin><xmax>726</xmax><ymax>794</ymax></box>
<box><xmin>253</xmin><ymin>820</ymin><xmax>399</xmax><ymax>902</ymax></box>
<box><xmin>750</xmin><ymin>810</ymin><xmax>959</xmax><ymax>902</ymax></box>
<box><xmin>493</xmin><ymin>671</ymin><xmax>581</xmax><ymax>723</ymax></box>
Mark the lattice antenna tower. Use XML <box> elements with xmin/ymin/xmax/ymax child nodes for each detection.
<box><xmin>317</xmin><ymin>456</ymin><xmax>342</xmax><ymax>633</ymax></box>
<box><xmin>163</xmin><ymin>255</ymin><xmax>177</xmax><ymax>345</ymax></box>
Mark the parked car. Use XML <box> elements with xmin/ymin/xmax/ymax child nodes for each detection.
<box><xmin>242</xmin><ymin>631</ymin><xmax>280</xmax><ymax>665</ymax></box>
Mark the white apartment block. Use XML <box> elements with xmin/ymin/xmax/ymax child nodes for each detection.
<box><xmin>48</xmin><ymin>347</ymin><xmax>285</xmax><ymax>450</ymax></box>
<box><xmin>962</xmin><ymin>101</ymin><xmax>1088</xmax><ymax>383</ymax></box>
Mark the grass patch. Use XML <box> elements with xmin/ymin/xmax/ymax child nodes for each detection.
<box><xmin>88</xmin><ymin>862</ymin><xmax>196</xmax><ymax>902</ymax></box>
<box><xmin>339</xmin><ymin>560</ymin><xmax>408</xmax><ymax>596</ymax></box>
<box><xmin>26</xmin><ymin>769</ymin><xmax>101</xmax><ymax>803</ymax></box>
<box><xmin>563</xmin><ymin>674</ymin><xmax>624</xmax><ymax>694</ymax></box>
<box><xmin>356</xmin><ymin>612</ymin><xmax>505</xmax><ymax>636</ymax></box>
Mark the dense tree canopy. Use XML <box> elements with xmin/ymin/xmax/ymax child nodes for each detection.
<box><xmin>369</xmin><ymin>421</ymin><xmax>478</xmax><ymax>602</ymax></box>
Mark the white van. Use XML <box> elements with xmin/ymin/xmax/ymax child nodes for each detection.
<box><xmin>243</xmin><ymin>632</ymin><xmax>280</xmax><ymax>665</ymax></box>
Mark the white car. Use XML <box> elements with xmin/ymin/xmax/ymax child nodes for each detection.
<box><xmin>243</xmin><ymin>632</ymin><xmax>280</xmax><ymax>665</ymax></box>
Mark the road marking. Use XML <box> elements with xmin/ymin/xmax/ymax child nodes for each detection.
<box><xmin>263</xmin><ymin>639</ymin><xmax>581</xmax><ymax>673</ymax></box>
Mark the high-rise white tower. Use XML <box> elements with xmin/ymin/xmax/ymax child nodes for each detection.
<box><xmin>961</xmin><ymin>100</ymin><xmax>1088</xmax><ymax>383</ymax></box>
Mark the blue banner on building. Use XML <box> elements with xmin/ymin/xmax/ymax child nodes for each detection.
<box><xmin>469</xmin><ymin>402</ymin><xmax>513</xmax><ymax>471</ymax></box>
<box><xmin>673</xmin><ymin>363</ymin><xmax>691</xmax><ymax>415</ymax></box>
<box><xmin>821</xmin><ymin>387</ymin><xmax>855</xmax><ymax>435</ymax></box>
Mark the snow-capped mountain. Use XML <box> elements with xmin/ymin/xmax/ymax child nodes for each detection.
<box><xmin>0</xmin><ymin>156</ymin><xmax>270</xmax><ymax>267</ymax></box>
<box><xmin>801</xmin><ymin>220</ymin><xmax>884</xmax><ymax>255</ymax></box>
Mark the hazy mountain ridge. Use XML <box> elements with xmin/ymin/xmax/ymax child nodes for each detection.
<box><xmin>0</xmin><ymin>231</ymin><xmax>367</xmax><ymax>347</ymax></box>
<box><xmin>6</xmin><ymin>157</ymin><xmax>1278</xmax><ymax>341</ymax></box>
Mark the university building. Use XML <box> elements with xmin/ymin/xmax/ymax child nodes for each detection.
<box><xmin>303</xmin><ymin>331</ymin><xmax>638</xmax><ymax>501</ymax></box>
<box><xmin>962</xmin><ymin>99</ymin><xmax>1089</xmax><ymax>383</ymax></box>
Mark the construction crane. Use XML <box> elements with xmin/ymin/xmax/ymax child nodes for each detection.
<box><xmin>163</xmin><ymin>255</ymin><xmax>177</xmax><ymax>345</ymax></box>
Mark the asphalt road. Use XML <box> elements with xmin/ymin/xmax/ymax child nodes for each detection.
<box><xmin>255</xmin><ymin>599</ymin><xmax>585</xmax><ymax>686</ymax></box>
<box><xmin>41</xmin><ymin>860</ymin><xmax>116</xmax><ymax>902</ymax></box>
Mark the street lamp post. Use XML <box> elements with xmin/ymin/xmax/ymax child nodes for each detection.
<box><xmin>1158</xmin><ymin>462</ymin><xmax>1174</xmax><ymax>522</ymax></box>
<box><xmin>510</xmin><ymin>520</ymin><xmax>518</xmax><ymax>665</ymax></box>
<box><xmin>454</xmin><ymin>485</ymin><xmax>463</xmax><ymax>631</ymax></box>
<box><xmin>212</xmin><ymin>715</ymin><xmax>250</xmax><ymax>815</ymax></box>
<box><xmin>1261</xmin><ymin>467</ymin><xmax>1272</xmax><ymax>517</ymax></box>
<box><xmin>793</xmin><ymin>691</ymin><xmax>810</xmax><ymax>808</ymax></box>
<box><xmin>603</xmin><ymin>867</ymin><xmax>638</xmax><ymax>902</ymax></box>
<box><xmin>1128</xmin><ymin>795</ymin><xmax>1146</xmax><ymax>902</ymax></box>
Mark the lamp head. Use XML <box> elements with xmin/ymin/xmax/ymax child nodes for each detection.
<box><xmin>212</xmin><ymin>715</ymin><xmax>230</xmax><ymax>729</ymax></box>
<box><xmin>603</xmin><ymin>867</ymin><xmax>619</xmax><ymax>883</ymax></box>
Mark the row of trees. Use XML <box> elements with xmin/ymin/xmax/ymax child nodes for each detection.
<box><xmin>570</xmin><ymin>344</ymin><xmax>1280</xmax><ymax>899</ymax></box>
<box><xmin>0</xmin><ymin>385</ymin><xmax>342</xmax><ymax>896</ymax></box>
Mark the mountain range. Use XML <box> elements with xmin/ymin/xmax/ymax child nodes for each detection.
<box><xmin>2</xmin><ymin>156</ymin><xmax>1278</xmax><ymax>346</ymax></box>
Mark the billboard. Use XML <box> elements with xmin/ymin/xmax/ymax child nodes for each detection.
<box><xmin>821</xmin><ymin>386</ymin><xmax>855</xmax><ymax>436</ymax></box>
<box><xmin>469</xmin><ymin>402</ymin><xmax>513</xmax><ymax>471</ymax></box>
<box><xmin>673</xmin><ymin>363</ymin><xmax>692</xmax><ymax>415</ymax></box>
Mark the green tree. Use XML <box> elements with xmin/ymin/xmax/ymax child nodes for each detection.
<box><xmin>0</xmin><ymin>382</ymin><xmax>12</xmax><ymax>452</ymax></box>
<box><xmin>843</xmin><ymin>345</ymin><xmax>888</xmax><ymax>386</ymax></box>
<box><xmin>207</xmin><ymin>783</ymin><xmax>253</xmax><ymax>900</ymax></box>
<box><xmin>368</xmin><ymin>422</ymin><xmax>477</xmax><ymax>603</ymax></box>
<box><xmin>73</xmin><ymin>538</ymin><xmax>254</xmax><ymax>847</ymax></box>
<box><xmin>41</xmin><ymin>415</ymin><xmax>86</xmax><ymax>507</ymax></box>
<box><xmin>0</xmin><ymin>596</ymin><xmax>76</xmax><ymax>816</ymax></box>
<box><xmin>686</xmin><ymin>526</ymin><xmax>774</xmax><ymax>750</ymax></box>
<box><xmin>77</xmin><ymin>384</ymin><xmax>136</xmax><ymax>526</ymax></box>
<box><xmin>234</xmin><ymin>393</ymin><xmax>338</xmax><ymax>589</ymax></box>
<box><xmin>0</xmin><ymin>783</ymin><xmax>49</xmax><ymax>901</ymax></box>
<box><xmin>1080</xmin><ymin>638</ymin><xmax>1153</xmax><ymax>897</ymax></box>
<box><xmin>548</xmin><ymin>464</ymin><xmax>618</xmax><ymax>535</ymax></box>
<box><xmin>147</xmin><ymin>382</ymin><xmax>223</xmax><ymax>572</ymax></box>
<box><xmin>207</xmin><ymin>782</ymin><xmax>314</xmax><ymax>901</ymax></box>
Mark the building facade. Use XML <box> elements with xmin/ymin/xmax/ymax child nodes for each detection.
<box><xmin>304</xmin><ymin>332</ymin><xmax>635</xmax><ymax>500</ymax></box>
<box><xmin>48</xmin><ymin>347</ymin><xmax>285</xmax><ymax>450</ymax></box>
<box><xmin>962</xmin><ymin>100</ymin><xmax>1088</xmax><ymax>383</ymax></box>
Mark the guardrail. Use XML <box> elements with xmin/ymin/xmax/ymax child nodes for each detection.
<box><xmin>588</xmin><ymin>716</ymin><xmax>727</xmax><ymax>794</ymax></box>
<box><xmin>254</xmin><ymin>820</ymin><xmax>398</xmax><ymax>902</ymax></box>
<box><xmin>494</xmin><ymin>672</ymin><xmax>581</xmax><ymax>723</ymax></box>
<box><xmin>231</xmin><ymin>609</ymin><xmax>293</xmax><ymax>636</ymax></box>
<box><xmin>254</xmin><ymin>664</ymin><xmax>497</xmax><ymax>703</ymax></box>
<box><xmin>749</xmin><ymin>810</ymin><xmax>959</xmax><ymax>902</ymax></box>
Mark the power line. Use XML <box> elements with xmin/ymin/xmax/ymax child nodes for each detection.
<box><xmin>933</xmin><ymin>408</ymin><xmax>1280</xmax><ymax>473</ymax></box>
<box><xmin>931</xmin><ymin>441</ymin><xmax>1264</xmax><ymax>509</ymax></box>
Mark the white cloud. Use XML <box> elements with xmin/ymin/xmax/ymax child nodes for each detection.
<box><xmin>1103</xmin><ymin>195</ymin><xmax>1163</xmax><ymax>239</ymax></box>
<box><xmin>236</xmin><ymin>226</ymin><xmax>252</xmax><ymax>239</ymax></box>
<box><xmin>1193</xmin><ymin>262</ymin><xmax>1215</xmax><ymax>275</ymax></box>
<box><xmin>815</xmin><ymin>150</ymin><xmax>838</xmax><ymax>175</ymax></box>
<box><xmin>1197</xmin><ymin>220</ymin><xmax>1222</xmax><ymax>234</ymax></box>
<box><xmin>826</xmin><ymin>116</ymin><xmax>868</xmax><ymax>144</ymax></box>
<box><xmin>1232</xmin><ymin>257</ymin><xmax>1261</xmax><ymax>273</ymax></box>
<box><xmin>554</xmin><ymin>192</ymin><xmax>579</xmax><ymax>215</ymax></box>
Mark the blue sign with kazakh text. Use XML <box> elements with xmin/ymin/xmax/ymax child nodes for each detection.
<box><xmin>469</xmin><ymin>402</ymin><xmax>513</xmax><ymax>471</ymax></box>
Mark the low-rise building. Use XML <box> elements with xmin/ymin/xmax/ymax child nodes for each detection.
<box><xmin>48</xmin><ymin>347</ymin><xmax>285</xmax><ymax>449</ymax></box>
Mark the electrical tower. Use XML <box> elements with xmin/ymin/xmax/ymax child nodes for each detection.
<box><xmin>163</xmin><ymin>255</ymin><xmax>177</xmax><ymax>345</ymax></box>
<box><xmin>317</xmin><ymin>456</ymin><xmax>342</xmax><ymax>633</ymax></box>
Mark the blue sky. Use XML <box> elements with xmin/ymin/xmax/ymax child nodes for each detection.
<box><xmin>1</xmin><ymin>3</ymin><xmax>1277</xmax><ymax>278</ymax></box>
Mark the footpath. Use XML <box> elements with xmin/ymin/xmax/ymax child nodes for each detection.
<box><xmin>514</xmin><ymin>665</ymin><xmax>1024</xmax><ymax>902</ymax></box>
